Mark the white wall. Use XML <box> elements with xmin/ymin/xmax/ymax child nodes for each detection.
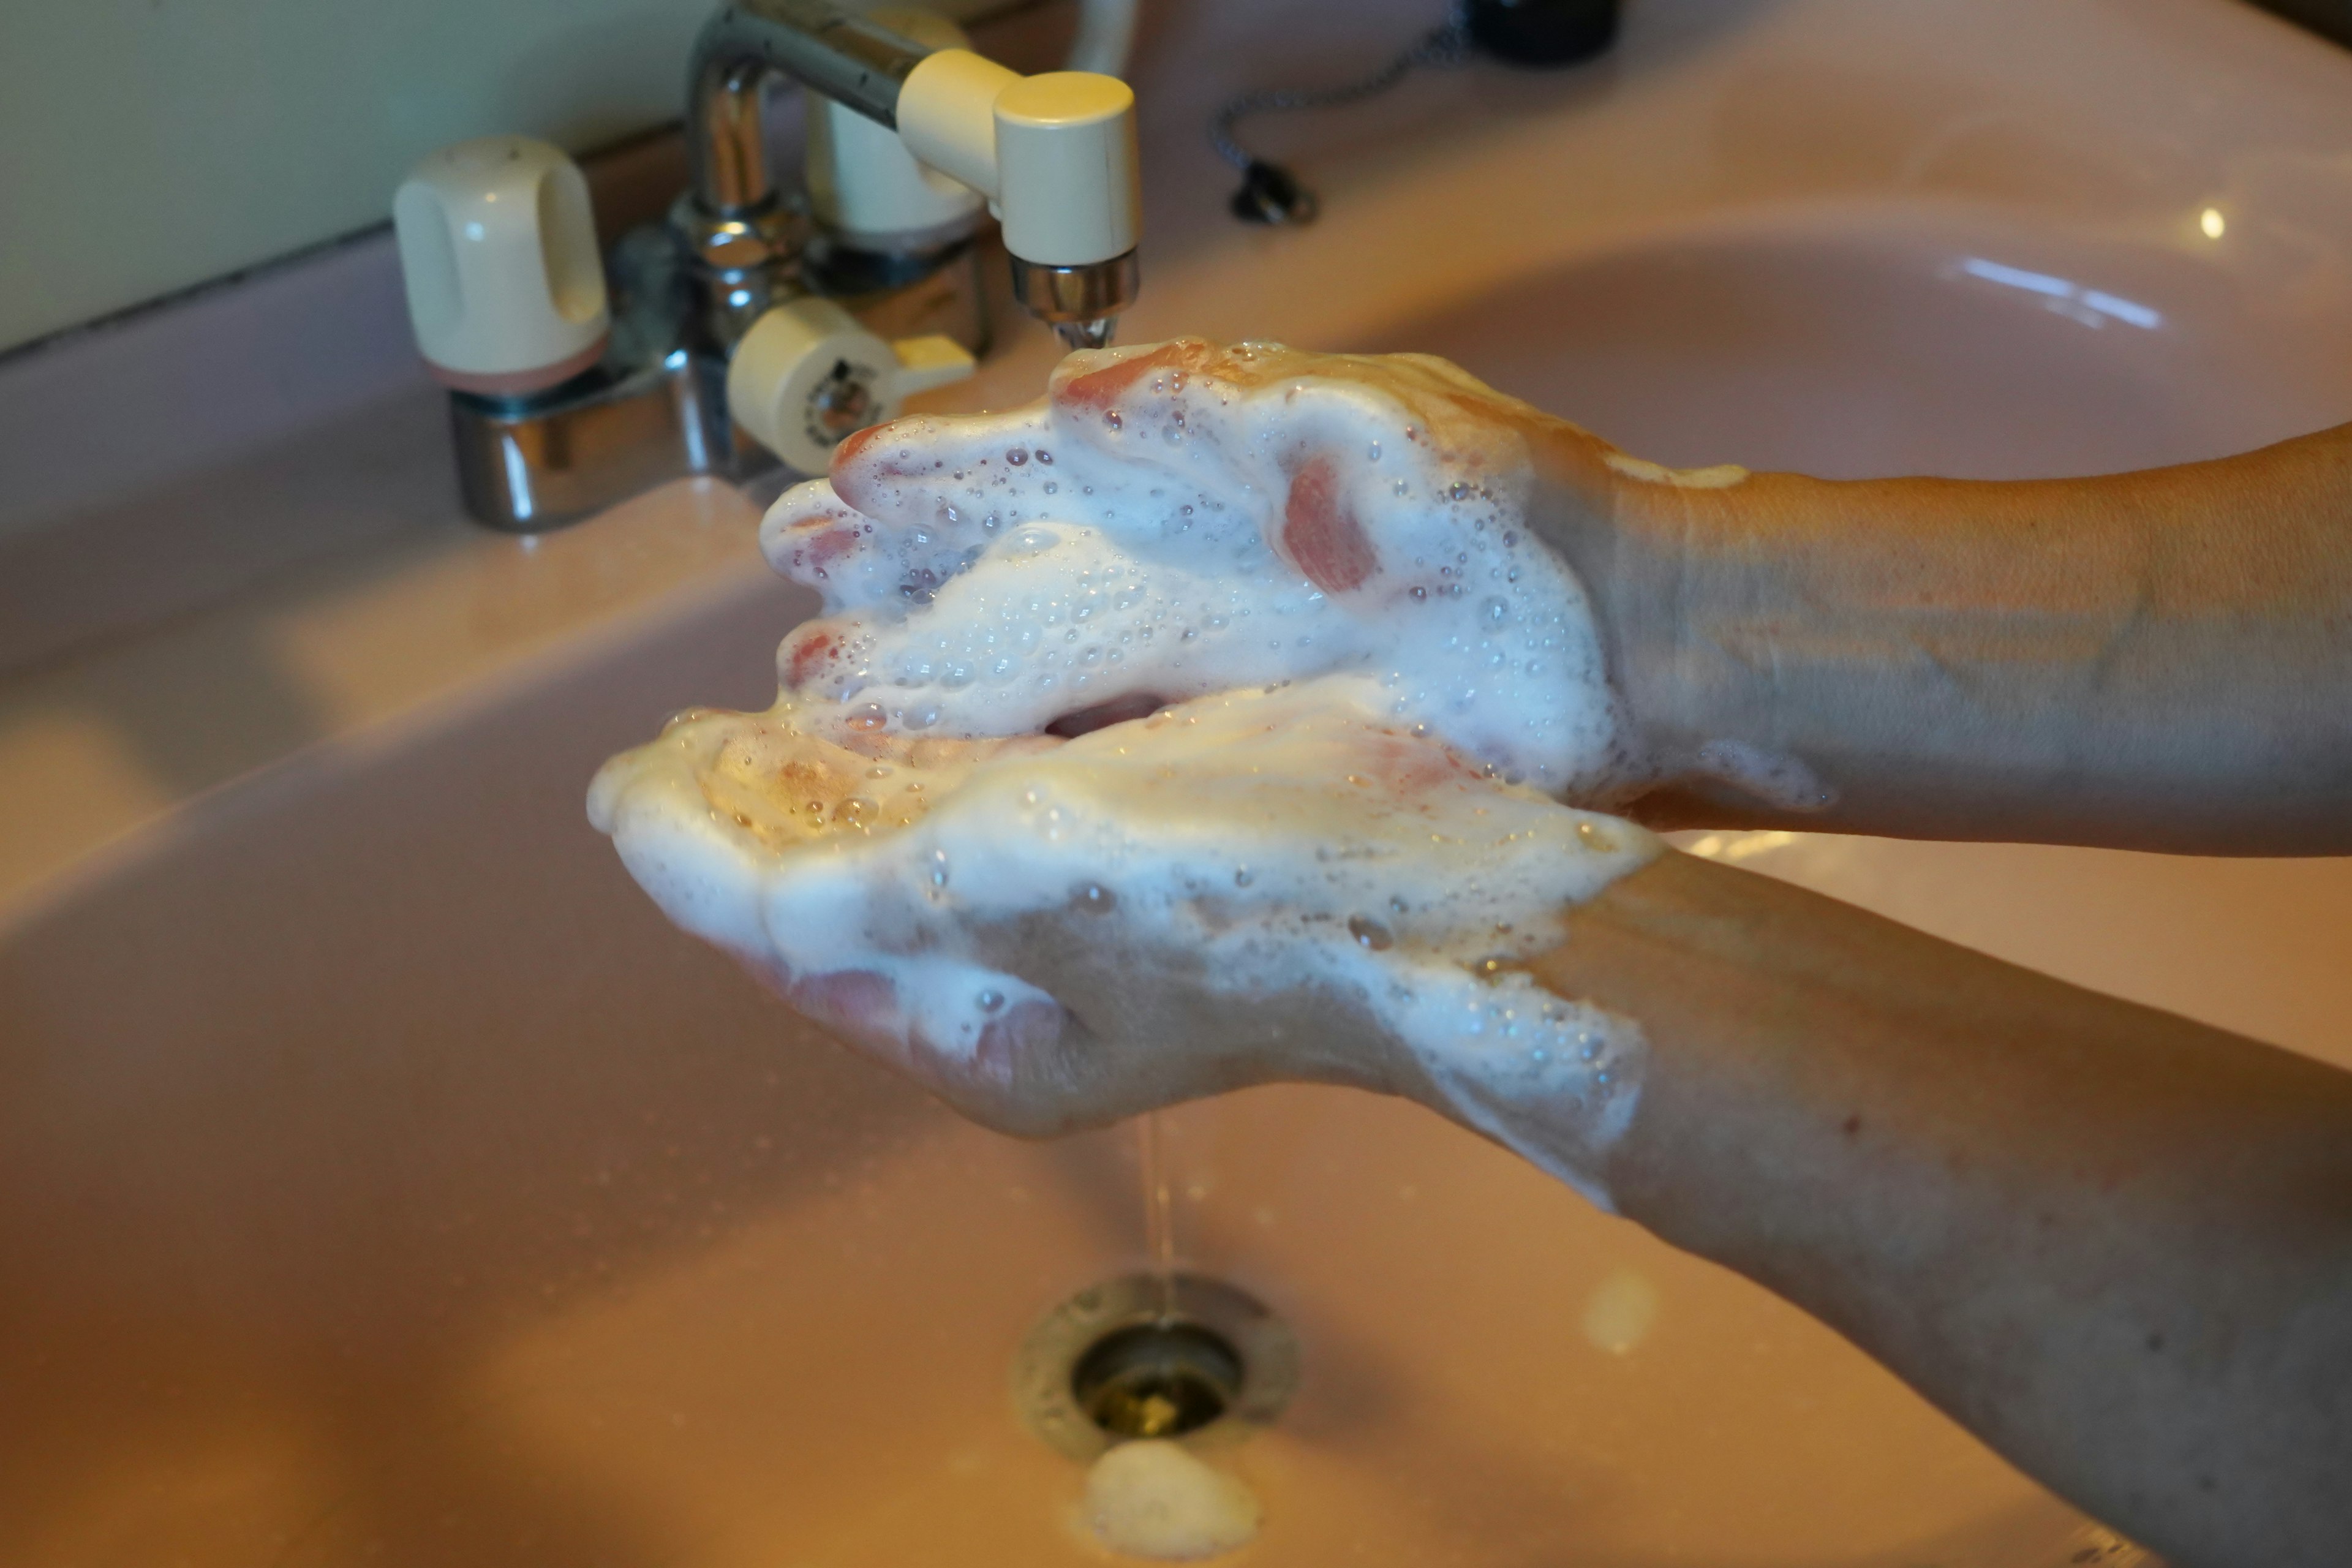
<box><xmin>4</xmin><ymin>0</ymin><xmax>2332</xmax><ymax>355</ymax></box>
<box><xmin>0</xmin><ymin>0</ymin><xmax>1004</xmax><ymax>353</ymax></box>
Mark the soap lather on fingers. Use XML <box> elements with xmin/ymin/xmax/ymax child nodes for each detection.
<box><xmin>594</xmin><ymin>338</ymin><xmax>1687</xmax><ymax>1200</ymax></box>
<box><xmin>761</xmin><ymin>337</ymin><xmax>1652</xmax><ymax>797</ymax></box>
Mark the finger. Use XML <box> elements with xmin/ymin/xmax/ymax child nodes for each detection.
<box><xmin>827</xmin><ymin>405</ymin><xmax>1059</xmax><ymax>532</ymax></box>
<box><xmin>786</xmin><ymin>968</ymin><xmax>915</xmax><ymax>1070</ymax></box>
<box><xmin>1050</xmin><ymin>342</ymin><xmax>1425</xmax><ymax>600</ymax></box>
<box><xmin>1048</xmin><ymin>338</ymin><xmax>1218</xmax><ymax>421</ymax></box>
<box><xmin>782</xmin><ymin>521</ymin><xmax>1280</xmax><ymax>735</ymax></box>
<box><xmin>760</xmin><ymin>399</ymin><xmax>1058</xmax><ymax>613</ymax></box>
<box><xmin>1046</xmin><ymin>338</ymin><xmax>1269</xmax><ymax>480</ymax></box>
<box><xmin>765</xmin><ymin>396</ymin><xmax>1140</xmax><ymax>618</ymax></box>
<box><xmin>759</xmin><ymin>475</ymin><xmax>986</xmax><ymax>612</ymax></box>
<box><xmin>968</xmin><ymin>995</ymin><xmax>1067</xmax><ymax>1091</ymax></box>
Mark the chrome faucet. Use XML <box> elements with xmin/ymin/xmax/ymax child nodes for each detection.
<box><xmin>393</xmin><ymin>0</ymin><xmax>1141</xmax><ymax>530</ymax></box>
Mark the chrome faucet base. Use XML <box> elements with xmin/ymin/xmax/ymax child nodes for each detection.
<box><xmin>448</xmin><ymin>352</ymin><xmax>767</xmax><ymax>533</ymax></box>
<box><xmin>447</xmin><ymin>223</ymin><xmax>776</xmax><ymax>533</ymax></box>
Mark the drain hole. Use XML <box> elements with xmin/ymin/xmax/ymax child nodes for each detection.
<box><xmin>1071</xmin><ymin>1320</ymin><xmax>1245</xmax><ymax>1440</ymax></box>
<box><xmin>1016</xmin><ymin>1273</ymin><xmax>1297</xmax><ymax>1459</ymax></box>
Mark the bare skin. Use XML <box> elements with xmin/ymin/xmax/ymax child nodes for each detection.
<box><xmin>1539</xmin><ymin>421</ymin><xmax>2352</xmax><ymax>851</ymax></box>
<box><xmin>1534</xmin><ymin>854</ymin><xmax>2352</xmax><ymax>1568</ymax></box>
<box><xmin>717</xmin><ymin>344</ymin><xmax>2352</xmax><ymax>1566</ymax></box>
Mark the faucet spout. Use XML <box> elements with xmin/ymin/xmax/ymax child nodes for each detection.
<box><xmin>1014</xmin><ymin>251</ymin><xmax>1142</xmax><ymax>353</ymax></box>
<box><xmin>677</xmin><ymin>0</ymin><xmax>1141</xmax><ymax>349</ymax></box>
<box><xmin>1055</xmin><ymin>319</ymin><xmax>1119</xmax><ymax>353</ymax></box>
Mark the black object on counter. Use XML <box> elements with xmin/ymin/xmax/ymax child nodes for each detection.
<box><xmin>1217</xmin><ymin>0</ymin><xmax>1622</xmax><ymax>225</ymax></box>
<box><xmin>1464</xmin><ymin>0</ymin><xmax>1620</xmax><ymax>67</ymax></box>
<box><xmin>1229</xmin><ymin>160</ymin><xmax>1321</xmax><ymax>225</ymax></box>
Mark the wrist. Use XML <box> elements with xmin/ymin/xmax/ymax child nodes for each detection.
<box><xmin>1525</xmin><ymin>433</ymin><xmax>1779</xmax><ymax>801</ymax></box>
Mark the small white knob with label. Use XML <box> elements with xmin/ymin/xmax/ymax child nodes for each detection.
<box><xmin>393</xmin><ymin>137</ymin><xmax>610</xmax><ymax>395</ymax></box>
<box><xmin>726</xmin><ymin>297</ymin><xmax>976</xmax><ymax>475</ymax></box>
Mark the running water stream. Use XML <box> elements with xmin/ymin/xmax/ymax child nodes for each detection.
<box><xmin>1137</xmin><ymin>1110</ymin><xmax>1177</xmax><ymax>1319</ymax></box>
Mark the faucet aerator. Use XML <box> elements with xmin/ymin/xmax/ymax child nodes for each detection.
<box><xmin>1057</xmin><ymin>317</ymin><xmax>1120</xmax><ymax>352</ymax></box>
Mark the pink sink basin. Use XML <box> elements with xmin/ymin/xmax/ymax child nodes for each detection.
<box><xmin>2</xmin><ymin>0</ymin><xmax>2348</xmax><ymax>1562</ymax></box>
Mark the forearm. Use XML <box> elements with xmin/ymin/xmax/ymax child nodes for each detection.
<box><xmin>1540</xmin><ymin>423</ymin><xmax>2352</xmax><ymax>851</ymax></box>
<box><xmin>1493</xmin><ymin>852</ymin><xmax>2352</xmax><ymax>1567</ymax></box>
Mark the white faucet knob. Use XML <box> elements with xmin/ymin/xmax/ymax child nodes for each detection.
<box><xmin>392</xmin><ymin>137</ymin><xmax>610</xmax><ymax>395</ymax></box>
<box><xmin>725</xmin><ymin>296</ymin><xmax>976</xmax><ymax>475</ymax></box>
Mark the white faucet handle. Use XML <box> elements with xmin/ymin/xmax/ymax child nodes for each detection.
<box><xmin>725</xmin><ymin>297</ymin><xmax>976</xmax><ymax>475</ymax></box>
<box><xmin>888</xmin><ymin>333</ymin><xmax>981</xmax><ymax>398</ymax></box>
<box><xmin>392</xmin><ymin>136</ymin><xmax>610</xmax><ymax>396</ymax></box>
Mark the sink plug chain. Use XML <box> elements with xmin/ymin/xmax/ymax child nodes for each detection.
<box><xmin>1209</xmin><ymin>0</ymin><xmax>1623</xmax><ymax>226</ymax></box>
<box><xmin>1209</xmin><ymin>2</ymin><xmax>1474</xmax><ymax>226</ymax></box>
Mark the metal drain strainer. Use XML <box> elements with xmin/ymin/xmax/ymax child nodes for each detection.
<box><xmin>1012</xmin><ymin>1272</ymin><xmax>1300</xmax><ymax>1460</ymax></box>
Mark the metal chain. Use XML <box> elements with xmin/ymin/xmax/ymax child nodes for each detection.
<box><xmin>1208</xmin><ymin>3</ymin><xmax>1474</xmax><ymax>173</ymax></box>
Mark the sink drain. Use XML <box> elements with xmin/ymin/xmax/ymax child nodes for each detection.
<box><xmin>1074</xmin><ymin>1318</ymin><xmax>1243</xmax><ymax>1439</ymax></box>
<box><xmin>1014</xmin><ymin>1273</ymin><xmax>1299</xmax><ymax>1460</ymax></box>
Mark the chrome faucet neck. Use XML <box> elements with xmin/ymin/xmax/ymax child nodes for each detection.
<box><xmin>676</xmin><ymin>2</ymin><xmax>943</xmax><ymax>347</ymax></box>
<box><xmin>685</xmin><ymin>2</ymin><xmax>933</xmax><ymax>220</ymax></box>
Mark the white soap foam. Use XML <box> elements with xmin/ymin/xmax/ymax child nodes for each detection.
<box><xmin>1082</xmin><ymin>1439</ymin><xmax>1260</xmax><ymax>1561</ymax></box>
<box><xmin>761</xmin><ymin>341</ymin><xmax>1637</xmax><ymax>795</ymax></box>
<box><xmin>591</xmin><ymin>677</ymin><xmax>1654</xmax><ymax>1176</ymax></box>
<box><xmin>1581</xmin><ymin>1267</ymin><xmax>1663</xmax><ymax>1356</ymax></box>
<box><xmin>590</xmin><ymin>341</ymin><xmax>1663</xmax><ymax>1195</ymax></box>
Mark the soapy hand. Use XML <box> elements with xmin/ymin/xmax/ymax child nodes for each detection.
<box><xmin>591</xmin><ymin>677</ymin><xmax>1657</xmax><ymax>1151</ymax></box>
<box><xmin>593</xmin><ymin>339</ymin><xmax>1674</xmax><ymax>1188</ymax></box>
<box><xmin>760</xmin><ymin>339</ymin><xmax>1649</xmax><ymax>798</ymax></box>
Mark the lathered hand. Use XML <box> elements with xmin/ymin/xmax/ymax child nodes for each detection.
<box><xmin>760</xmin><ymin>338</ymin><xmax>1650</xmax><ymax>799</ymax></box>
<box><xmin>591</xmin><ymin>341</ymin><xmax>1680</xmax><ymax>1183</ymax></box>
<box><xmin>594</xmin><ymin>344</ymin><xmax>2352</xmax><ymax>1566</ymax></box>
<box><xmin>592</xmin><ymin>677</ymin><xmax>1656</xmax><ymax>1188</ymax></box>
